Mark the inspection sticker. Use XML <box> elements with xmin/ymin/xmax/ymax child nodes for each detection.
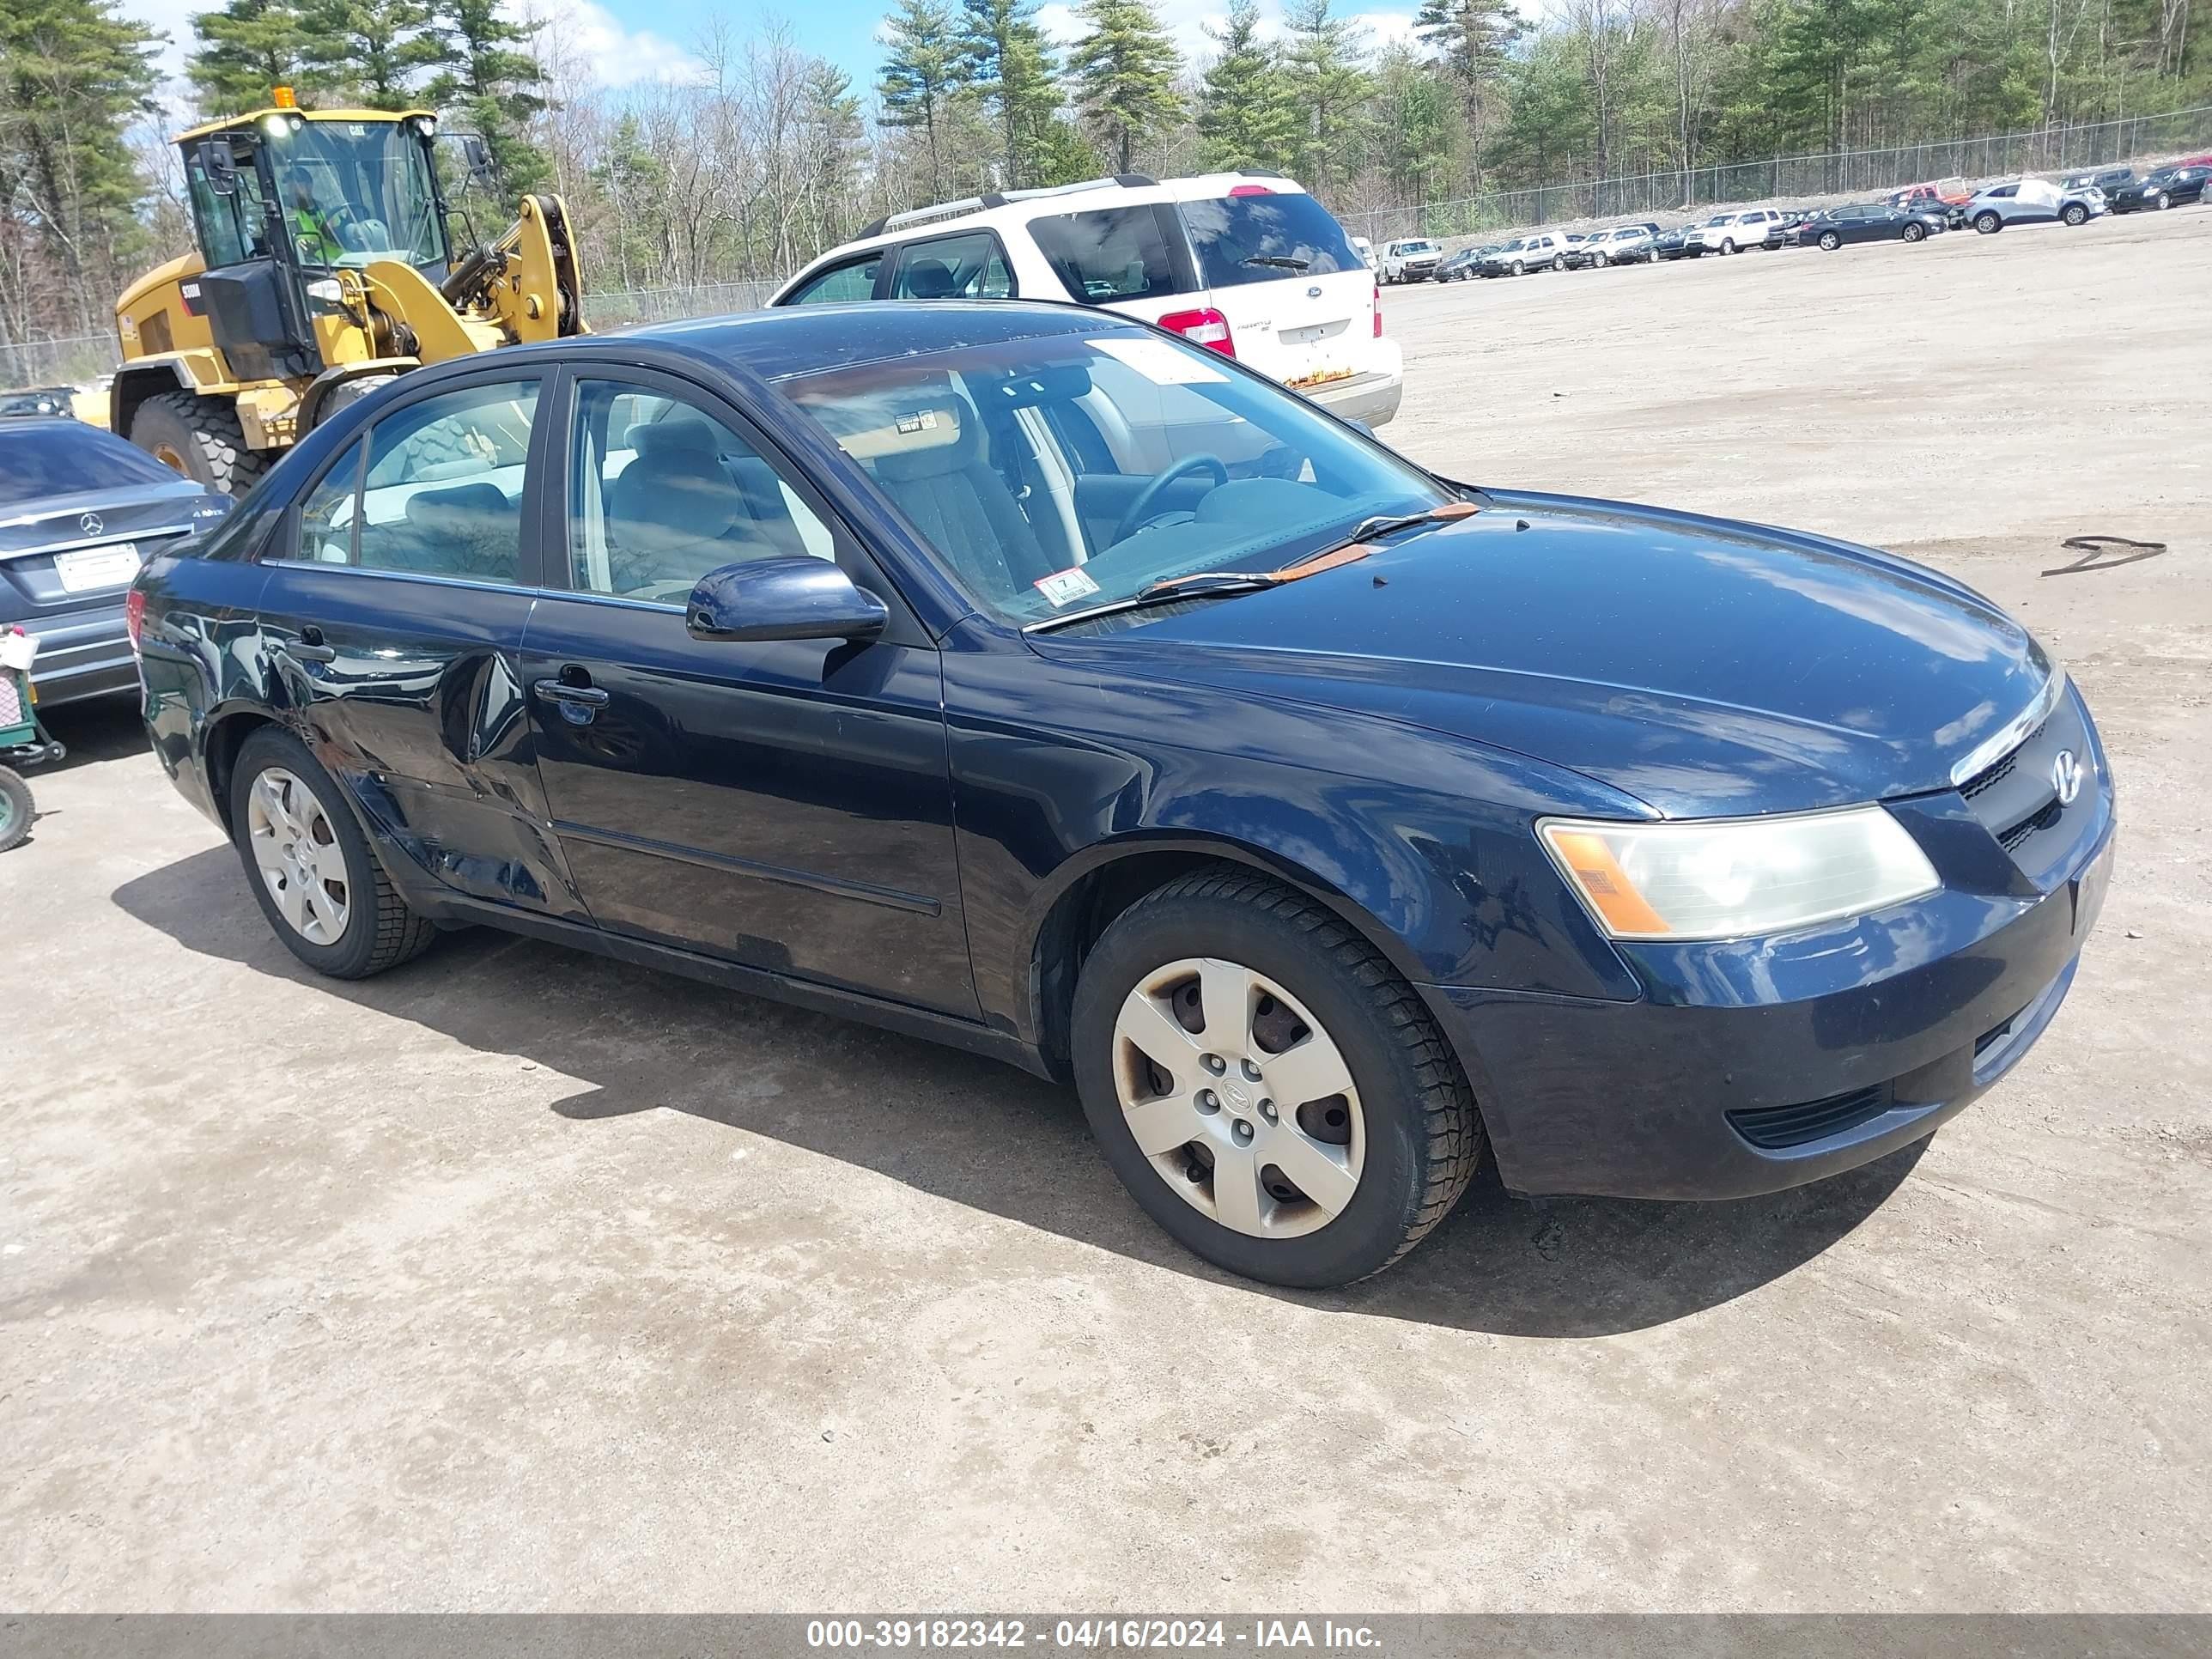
<box><xmin>1088</xmin><ymin>337</ymin><xmax>1231</xmax><ymax>386</ymax></box>
<box><xmin>1033</xmin><ymin>565</ymin><xmax>1102</xmax><ymax>607</ymax></box>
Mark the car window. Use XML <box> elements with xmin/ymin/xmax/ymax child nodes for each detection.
<box><xmin>1030</xmin><ymin>204</ymin><xmax>1182</xmax><ymax>303</ymax></box>
<box><xmin>784</xmin><ymin>252</ymin><xmax>884</xmax><ymax>306</ymax></box>
<box><xmin>567</xmin><ymin>379</ymin><xmax>836</xmax><ymax>605</ymax></box>
<box><xmin>303</xmin><ymin>379</ymin><xmax>538</xmax><ymax>583</ymax></box>
<box><xmin>1182</xmin><ymin>191</ymin><xmax>1364</xmax><ymax>288</ymax></box>
<box><xmin>0</xmin><ymin>422</ymin><xmax>179</xmax><ymax>507</ymax></box>
<box><xmin>890</xmin><ymin>232</ymin><xmax>1014</xmax><ymax>301</ymax></box>
<box><xmin>1989</xmin><ymin>185</ymin><xmax>2017</xmax><ymax>198</ymax></box>
<box><xmin>781</xmin><ymin>328</ymin><xmax>1448</xmax><ymax>627</ymax></box>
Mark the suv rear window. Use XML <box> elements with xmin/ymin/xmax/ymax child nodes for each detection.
<box><xmin>1030</xmin><ymin>204</ymin><xmax>1183</xmax><ymax>303</ymax></box>
<box><xmin>1183</xmin><ymin>192</ymin><xmax>1365</xmax><ymax>289</ymax></box>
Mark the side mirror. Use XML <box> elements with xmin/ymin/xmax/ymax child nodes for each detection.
<box><xmin>201</xmin><ymin>141</ymin><xmax>238</xmax><ymax>196</ymax></box>
<box><xmin>686</xmin><ymin>557</ymin><xmax>888</xmax><ymax>644</ymax></box>
<box><xmin>460</xmin><ymin>133</ymin><xmax>495</xmax><ymax>185</ymax></box>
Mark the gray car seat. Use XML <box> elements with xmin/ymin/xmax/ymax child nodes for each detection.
<box><xmin>869</xmin><ymin>396</ymin><xmax>1055</xmax><ymax>599</ymax></box>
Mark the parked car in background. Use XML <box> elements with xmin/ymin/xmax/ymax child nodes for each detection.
<box><xmin>1887</xmin><ymin>178</ymin><xmax>1972</xmax><ymax>226</ymax></box>
<box><xmin>773</xmin><ymin>171</ymin><xmax>1404</xmax><ymax>428</ymax></box>
<box><xmin>1</xmin><ymin>386</ymin><xmax>79</xmax><ymax>420</ymax></box>
<box><xmin>1578</xmin><ymin>224</ymin><xmax>1661</xmax><ymax>265</ymax></box>
<box><xmin>129</xmin><ymin>301</ymin><xmax>2115</xmax><ymax>1288</ymax></box>
<box><xmin>1380</xmin><ymin>238</ymin><xmax>1443</xmax><ymax>283</ymax></box>
<box><xmin>1491</xmin><ymin>231</ymin><xmax>1575</xmax><ymax>274</ymax></box>
<box><xmin>2062</xmin><ymin>166</ymin><xmax>2136</xmax><ymax>200</ymax></box>
<box><xmin>1966</xmin><ymin>177</ymin><xmax>2108</xmax><ymax>232</ymax></box>
<box><xmin>2106</xmin><ymin>165</ymin><xmax>2209</xmax><ymax>211</ymax></box>
<box><xmin>2</xmin><ymin>417</ymin><xmax>231</xmax><ymax>707</ymax></box>
<box><xmin>1806</xmin><ymin>202</ymin><xmax>1948</xmax><ymax>249</ymax></box>
<box><xmin>1689</xmin><ymin>209</ymin><xmax>1786</xmax><ymax>254</ymax></box>
<box><xmin>1764</xmin><ymin>210</ymin><xmax>1823</xmax><ymax>248</ymax></box>
<box><xmin>1435</xmin><ymin>247</ymin><xmax>1485</xmax><ymax>281</ymax></box>
<box><xmin>1476</xmin><ymin>238</ymin><xmax>1528</xmax><ymax>276</ymax></box>
<box><xmin>1351</xmin><ymin>234</ymin><xmax>1376</xmax><ymax>270</ymax></box>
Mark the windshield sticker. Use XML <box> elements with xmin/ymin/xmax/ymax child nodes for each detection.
<box><xmin>1033</xmin><ymin>565</ymin><xmax>1102</xmax><ymax>608</ymax></box>
<box><xmin>1089</xmin><ymin>337</ymin><xmax>1231</xmax><ymax>386</ymax></box>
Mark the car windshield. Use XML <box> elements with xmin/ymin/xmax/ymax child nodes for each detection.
<box><xmin>0</xmin><ymin>422</ymin><xmax>179</xmax><ymax>507</ymax></box>
<box><xmin>259</xmin><ymin>118</ymin><xmax>444</xmax><ymax>269</ymax></box>
<box><xmin>776</xmin><ymin>328</ymin><xmax>1450</xmax><ymax>627</ymax></box>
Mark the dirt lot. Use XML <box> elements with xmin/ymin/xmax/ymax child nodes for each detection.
<box><xmin>7</xmin><ymin>210</ymin><xmax>2209</xmax><ymax>1613</ymax></box>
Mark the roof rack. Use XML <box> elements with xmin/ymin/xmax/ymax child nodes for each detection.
<box><xmin>855</xmin><ymin>173</ymin><xmax>1159</xmax><ymax>241</ymax></box>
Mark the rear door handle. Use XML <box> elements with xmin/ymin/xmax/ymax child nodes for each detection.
<box><xmin>532</xmin><ymin>678</ymin><xmax>609</xmax><ymax>708</ymax></box>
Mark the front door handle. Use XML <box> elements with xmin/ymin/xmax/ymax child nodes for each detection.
<box><xmin>532</xmin><ymin>677</ymin><xmax>609</xmax><ymax>708</ymax></box>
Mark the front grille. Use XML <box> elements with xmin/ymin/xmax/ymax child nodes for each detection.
<box><xmin>1998</xmin><ymin>798</ymin><xmax>2062</xmax><ymax>852</ymax></box>
<box><xmin>1728</xmin><ymin>1084</ymin><xmax>1893</xmax><ymax>1150</ymax></box>
<box><xmin>1956</xmin><ymin>693</ymin><xmax>2089</xmax><ymax>882</ymax></box>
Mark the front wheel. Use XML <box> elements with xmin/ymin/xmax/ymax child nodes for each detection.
<box><xmin>1509</xmin><ymin>261</ymin><xmax>1525</xmax><ymax>277</ymax></box>
<box><xmin>1903</xmin><ymin>222</ymin><xmax>1926</xmax><ymax>242</ymax></box>
<box><xmin>129</xmin><ymin>389</ymin><xmax>270</xmax><ymax>497</ymax></box>
<box><xmin>1974</xmin><ymin>211</ymin><xmax>2002</xmax><ymax>234</ymax></box>
<box><xmin>2154</xmin><ymin>192</ymin><xmax>2171</xmax><ymax>211</ymax></box>
<box><xmin>2063</xmin><ymin>203</ymin><xmax>2088</xmax><ymax>226</ymax></box>
<box><xmin>228</xmin><ymin>726</ymin><xmax>438</xmax><ymax>979</ymax></box>
<box><xmin>1072</xmin><ymin>868</ymin><xmax>1483</xmax><ymax>1287</ymax></box>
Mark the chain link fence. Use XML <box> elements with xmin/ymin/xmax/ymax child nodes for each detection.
<box><xmin>1342</xmin><ymin>103</ymin><xmax>2212</xmax><ymax>245</ymax></box>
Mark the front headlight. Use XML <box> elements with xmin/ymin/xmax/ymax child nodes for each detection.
<box><xmin>1538</xmin><ymin>805</ymin><xmax>1941</xmax><ymax>942</ymax></box>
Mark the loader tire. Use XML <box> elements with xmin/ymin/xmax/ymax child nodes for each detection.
<box><xmin>131</xmin><ymin>390</ymin><xmax>269</xmax><ymax>498</ymax></box>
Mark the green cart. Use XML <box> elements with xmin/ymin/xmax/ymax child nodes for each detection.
<box><xmin>0</xmin><ymin>649</ymin><xmax>66</xmax><ymax>854</ymax></box>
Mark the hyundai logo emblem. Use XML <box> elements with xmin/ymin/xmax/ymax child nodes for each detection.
<box><xmin>2051</xmin><ymin>750</ymin><xmax>2081</xmax><ymax>806</ymax></box>
<box><xmin>79</xmin><ymin>512</ymin><xmax>103</xmax><ymax>536</ymax></box>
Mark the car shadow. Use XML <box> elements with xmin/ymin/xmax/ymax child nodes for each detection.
<box><xmin>112</xmin><ymin>847</ymin><xmax>1921</xmax><ymax>1339</ymax></box>
<box><xmin>19</xmin><ymin>695</ymin><xmax>146</xmax><ymax>775</ymax></box>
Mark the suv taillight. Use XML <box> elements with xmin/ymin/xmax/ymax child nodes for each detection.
<box><xmin>1159</xmin><ymin>307</ymin><xmax>1235</xmax><ymax>356</ymax></box>
<box><xmin>1373</xmin><ymin>283</ymin><xmax>1382</xmax><ymax>338</ymax></box>
<box><xmin>125</xmin><ymin>588</ymin><xmax>145</xmax><ymax>653</ymax></box>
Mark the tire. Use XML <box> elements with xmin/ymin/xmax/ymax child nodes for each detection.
<box><xmin>1720</xmin><ymin>239</ymin><xmax>1736</xmax><ymax>255</ymax></box>
<box><xmin>228</xmin><ymin>726</ymin><xmax>437</xmax><ymax>979</ymax></box>
<box><xmin>1903</xmin><ymin>222</ymin><xmax>1925</xmax><ymax>242</ymax></box>
<box><xmin>1974</xmin><ymin>211</ymin><xmax>2002</xmax><ymax>234</ymax></box>
<box><xmin>129</xmin><ymin>389</ymin><xmax>270</xmax><ymax>498</ymax></box>
<box><xmin>1510</xmin><ymin>262</ymin><xmax>1525</xmax><ymax>277</ymax></box>
<box><xmin>1071</xmin><ymin>866</ymin><xmax>1483</xmax><ymax>1288</ymax></box>
<box><xmin>0</xmin><ymin>767</ymin><xmax>32</xmax><ymax>854</ymax></box>
<box><xmin>2063</xmin><ymin>203</ymin><xmax>2087</xmax><ymax>226</ymax></box>
<box><xmin>1819</xmin><ymin>230</ymin><xmax>1841</xmax><ymax>251</ymax></box>
<box><xmin>2154</xmin><ymin>192</ymin><xmax>2171</xmax><ymax>211</ymax></box>
<box><xmin>1551</xmin><ymin>253</ymin><xmax>1569</xmax><ymax>272</ymax></box>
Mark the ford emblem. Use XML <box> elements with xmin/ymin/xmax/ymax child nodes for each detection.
<box><xmin>2051</xmin><ymin>750</ymin><xmax>2081</xmax><ymax>806</ymax></box>
<box><xmin>1307</xmin><ymin>284</ymin><xmax>1322</xmax><ymax>297</ymax></box>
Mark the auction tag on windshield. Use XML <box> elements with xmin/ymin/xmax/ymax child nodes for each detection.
<box><xmin>1089</xmin><ymin>337</ymin><xmax>1231</xmax><ymax>386</ymax></box>
<box><xmin>1033</xmin><ymin>565</ymin><xmax>1101</xmax><ymax>607</ymax></box>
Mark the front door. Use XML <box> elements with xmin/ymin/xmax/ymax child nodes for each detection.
<box><xmin>520</xmin><ymin>368</ymin><xmax>977</xmax><ymax>1018</ymax></box>
<box><xmin>255</xmin><ymin>371</ymin><xmax>582</xmax><ymax>920</ymax></box>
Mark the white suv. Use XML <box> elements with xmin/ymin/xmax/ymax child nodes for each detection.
<box><xmin>1687</xmin><ymin>209</ymin><xmax>1784</xmax><ymax>254</ymax></box>
<box><xmin>772</xmin><ymin>173</ymin><xmax>1404</xmax><ymax>428</ymax></box>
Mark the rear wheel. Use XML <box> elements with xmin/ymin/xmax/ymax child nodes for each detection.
<box><xmin>2063</xmin><ymin>202</ymin><xmax>2088</xmax><ymax>226</ymax></box>
<box><xmin>1072</xmin><ymin>867</ymin><xmax>1482</xmax><ymax>1287</ymax></box>
<box><xmin>0</xmin><ymin>767</ymin><xmax>32</xmax><ymax>854</ymax></box>
<box><xmin>1819</xmin><ymin>229</ymin><xmax>1841</xmax><ymax>251</ymax></box>
<box><xmin>129</xmin><ymin>389</ymin><xmax>270</xmax><ymax>498</ymax></box>
<box><xmin>228</xmin><ymin>727</ymin><xmax>437</xmax><ymax>979</ymax></box>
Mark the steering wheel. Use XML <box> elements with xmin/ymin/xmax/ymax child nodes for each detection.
<box><xmin>1112</xmin><ymin>454</ymin><xmax>1229</xmax><ymax>545</ymax></box>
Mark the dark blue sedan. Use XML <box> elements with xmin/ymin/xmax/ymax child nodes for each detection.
<box><xmin>130</xmin><ymin>302</ymin><xmax>2115</xmax><ymax>1286</ymax></box>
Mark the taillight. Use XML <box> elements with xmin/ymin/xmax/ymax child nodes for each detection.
<box><xmin>125</xmin><ymin>588</ymin><xmax>146</xmax><ymax>653</ymax></box>
<box><xmin>1159</xmin><ymin>307</ymin><xmax>1235</xmax><ymax>356</ymax></box>
<box><xmin>1373</xmin><ymin>283</ymin><xmax>1383</xmax><ymax>338</ymax></box>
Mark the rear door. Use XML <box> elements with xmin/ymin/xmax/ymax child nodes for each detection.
<box><xmin>252</xmin><ymin>371</ymin><xmax>580</xmax><ymax>919</ymax></box>
<box><xmin>1171</xmin><ymin>186</ymin><xmax>1377</xmax><ymax>389</ymax></box>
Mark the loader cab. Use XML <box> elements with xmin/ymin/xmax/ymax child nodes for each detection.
<box><xmin>179</xmin><ymin>102</ymin><xmax>453</xmax><ymax>382</ymax></box>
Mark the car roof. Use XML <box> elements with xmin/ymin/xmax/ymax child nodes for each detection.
<box><xmin>596</xmin><ymin>300</ymin><xmax>1146</xmax><ymax>384</ymax></box>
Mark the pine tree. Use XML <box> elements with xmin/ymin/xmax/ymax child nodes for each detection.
<box><xmin>188</xmin><ymin>0</ymin><xmax>317</xmax><ymax>113</ymax></box>
<box><xmin>1</xmin><ymin>0</ymin><xmax>161</xmax><ymax>335</ymax></box>
<box><xmin>1066</xmin><ymin>0</ymin><xmax>1182</xmax><ymax>174</ymax></box>
<box><xmin>1196</xmin><ymin>0</ymin><xmax>1295</xmax><ymax>172</ymax></box>
<box><xmin>1280</xmin><ymin>0</ymin><xmax>1372</xmax><ymax>192</ymax></box>
<box><xmin>958</xmin><ymin>0</ymin><xmax>1061</xmax><ymax>190</ymax></box>
<box><xmin>425</xmin><ymin>0</ymin><xmax>549</xmax><ymax>195</ymax></box>
<box><xmin>879</xmin><ymin>0</ymin><xmax>973</xmax><ymax>201</ymax></box>
<box><xmin>1413</xmin><ymin>0</ymin><xmax>1523</xmax><ymax>174</ymax></box>
<box><xmin>299</xmin><ymin>0</ymin><xmax>441</xmax><ymax>109</ymax></box>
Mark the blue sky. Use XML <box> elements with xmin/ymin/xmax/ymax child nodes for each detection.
<box><xmin>118</xmin><ymin>0</ymin><xmax>1430</xmax><ymax>119</ymax></box>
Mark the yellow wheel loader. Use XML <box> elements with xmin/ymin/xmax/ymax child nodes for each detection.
<box><xmin>112</xmin><ymin>90</ymin><xmax>586</xmax><ymax>494</ymax></box>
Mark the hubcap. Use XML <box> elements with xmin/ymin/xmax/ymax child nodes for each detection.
<box><xmin>1112</xmin><ymin>957</ymin><xmax>1364</xmax><ymax>1240</ymax></box>
<box><xmin>246</xmin><ymin>766</ymin><xmax>351</xmax><ymax>945</ymax></box>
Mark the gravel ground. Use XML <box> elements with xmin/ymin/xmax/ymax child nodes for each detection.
<box><xmin>5</xmin><ymin>208</ymin><xmax>2209</xmax><ymax>1613</ymax></box>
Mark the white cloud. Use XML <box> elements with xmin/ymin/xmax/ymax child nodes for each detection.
<box><xmin>1037</xmin><ymin>0</ymin><xmax>1425</xmax><ymax>68</ymax></box>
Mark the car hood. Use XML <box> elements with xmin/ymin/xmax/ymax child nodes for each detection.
<box><xmin>1030</xmin><ymin>492</ymin><xmax>2053</xmax><ymax>818</ymax></box>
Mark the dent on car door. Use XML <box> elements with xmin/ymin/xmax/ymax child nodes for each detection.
<box><xmin>253</xmin><ymin>374</ymin><xmax>582</xmax><ymax>918</ymax></box>
<box><xmin>519</xmin><ymin>369</ymin><xmax>978</xmax><ymax>1017</ymax></box>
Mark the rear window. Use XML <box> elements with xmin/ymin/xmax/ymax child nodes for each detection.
<box><xmin>1030</xmin><ymin>204</ymin><xmax>1183</xmax><ymax>303</ymax></box>
<box><xmin>1181</xmin><ymin>193</ymin><xmax>1366</xmax><ymax>289</ymax></box>
<box><xmin>0</xmin><ymin>422</ymin><xmax>177</xmax><ymax>507</ymax></box>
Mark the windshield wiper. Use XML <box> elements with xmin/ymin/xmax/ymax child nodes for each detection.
<box><xmin>1273</xmin><ymin>500</ymin><xmax>1482</xmax><ymax>574</ymax></box>
<box><xmin>1243</xmin><ymin>254</ymin><xmax>1310</xmax><ymax>270</ymax></box>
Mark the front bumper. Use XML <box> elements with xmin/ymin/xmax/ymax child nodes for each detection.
<box><xmin>1420</xmin><ymin>725</ymin><xmax>2115</xmax><ymax>1201</ymax></box>
<box><xmin>23</xmin><ymin>604</ymin><xmax>137</xmax><ymax>707</ymax></box>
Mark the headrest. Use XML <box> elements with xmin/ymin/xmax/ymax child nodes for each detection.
<box><xmin>405</xmin><ymin>483</ymin><xmax>507</xmax><ymax>532</ymax></box>
<box><xmin>865</xmin><ymin>400</ymin><xmax>981</xmax><ymax>483</ymax></box>
<box><xmin>903</xmin><ymin>258</ymin><xmax>956</xmax><ymax>299</ymax></box>
<box><xmin>627</xmin><ymin>416</ymin><xmax>722</xmax><ymax>459</ymax></box>
<box><xmin>610</xmin><ymin>435</ymin><xmax>738</xmax><ymax>544</ymax></box>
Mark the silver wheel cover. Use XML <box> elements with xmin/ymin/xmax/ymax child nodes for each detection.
<box><xmin>1112</xmin><ymin>957</ymin><xmax>1364</xmax><ymax>1240</ymax></box>
<box><xmin>246</xmin><ymin>766</ymin><xmax>352</xmax><ymax>946</ymax></box>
